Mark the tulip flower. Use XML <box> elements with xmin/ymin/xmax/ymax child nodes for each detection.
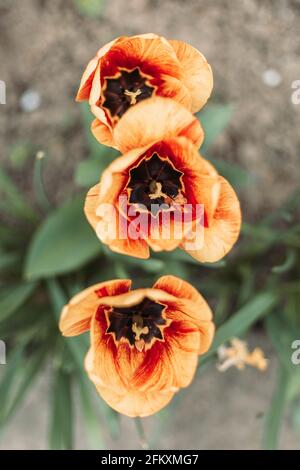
<box><xmin>60</xmin><ymin>275</ymin><xmax>214</xmax><ymax>417</ymax></box>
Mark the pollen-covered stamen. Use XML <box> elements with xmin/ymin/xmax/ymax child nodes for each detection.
<box><xmin>127</xmin><ymin>153</ymin><xmax>185</xmax><ymax>215</ymax></box>
<box><xmin>124</xmin><ymin>88</ymin><xmax>142</xmax><ymax>105</ymax></box>
<box><xmin>102</xmin><ymin>68</ymin><xmax>155</xmax><ymax>120</ymax></box>
<box><xmin>106</xmin><ymin>297</ymin><xmax>167</xmax><ymax>351</ymax></box>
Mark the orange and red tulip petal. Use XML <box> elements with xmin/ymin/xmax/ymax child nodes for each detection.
<box><xmin>76</xmin><ymin>38</ymin><xmax>119</xmax><ymax>102</ymax></box>
<box><xmin>169</xmin><ymin>39</ymin><xmax>213</xmax><ymax>113</ymax></box>
<box><xmin>153</xmin><ymin>274</ymin><xmax>207</xmax><ymax>306</ymax></box>
<box><xmin>113</xmin><ymin>97</ymin><xmax>204</xmax><ymax>154</ymax></box>
<box><xmin>59</xmin><ymin>279</ymin><xmax>131</xmax><ymax>337</ymax></box>
<box><xmin>182</xmin><ymin>176</ymin><xmax>241</xmax><ymax>263</ymax></box>
<box><xmin>94</xmin><ymin>383</ymin><xmax>175</xmax><ymax>418</ymax></box>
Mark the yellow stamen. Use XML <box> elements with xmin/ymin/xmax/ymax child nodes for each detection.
<box><xmin>149</xmin><ymin>181</ymin><xmax>168</xmax><ymax>200</ymax></box>
<box><xmin>124</xmin><ymin>89</ymin><xmax>142</xmax><ymax>105</ymax></box>
<box><xmin>132</xmin><ymin>322</ymin><xmax>149</xmax><ymax>351</ymax></box>
<box><xmin>132</xmin><ymin>322</ymin><xmax>149</xmax><ymax>340</ymax></box>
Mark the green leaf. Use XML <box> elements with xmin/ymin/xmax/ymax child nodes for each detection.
<box><xmin>272</xmin><ymin>249</ymin><xmax>296</xmax><ymax>274</ymax></box>
<box><xmin>75</xmin><ymin>154</ymin><xmax>117</xmax><ymax>188</ymax></box>
<box><xmin>266</xmin><ymin>313</ymin><xmax>298</xmax><ymax>374</ymax></box>
<box><xmin>0</xmin><ymin>166</ymin><xmax>37</xmax><ymax>221</ymax></box>
<box><xmin>74</xmin><ymin>0</ymin><xmax>104</xmax><ymax>18</ymax></box>
<box><xmin>9</xmin><ymin>142</ymin><xmax>33</xmax><ymax>170</ymax></box>
<box><xmin>197</xmin><ymin>103</ymin><xmax>233</xmax><ymax>152</ymax></box>
<box><xmin>203</xmin><ymin>291</ymin><xmax>278</xmax><ymax>360</ymax></box>
<box><xmin>0</xmin><ymin>346</ymin><xmax>24</xmax><ymax>423</ymax></box>
<box><xmin>206</xmin><ymin>155</ymin><xmax>252</xmax><ymax>189</ymax></box>
<box><xmin>75</xmin><ymin>157</ymin><xmax>102</xmax><ymax>188</ymax></box>
<box><xmin>0</xmin><ymin>345</ymin><xmax>47</xmax><ymax>426</ymax></box>
<box><xmin>46</xmin><ymin>278</ymin><xmax>67</xmax><ymax>320</ymax></box>
<box><xmin>0</xmin><ymin>252</ymin><xmax>20</xmax><ymax>272</ymax></box>
<box><xmin>49</xmin><ymin>367</ymin><xmax>73</xmax><ymax>450</ymax></box>
<box><xmin>0</xmin><ymin>282</ymin><xmax>37</xmax><ymax>323</ymax></box>
<box><xmin>25</xmin><ymin>194</ymin><xmax>101</xmax><ymax>279</ymax></box>
<box><xmin>77</xmin><ymin>373</ymin><xmax>105</xmax><ymax>449</ymax></box>
<box><xmin>292</xmin><ymin>402</ymin><xmax>300</xmax><ymax>442</ymax></box>
<box><xmin>263</xmin><ymin>366</ymin><xmax>290</xmax><ymax>450</ymax></box>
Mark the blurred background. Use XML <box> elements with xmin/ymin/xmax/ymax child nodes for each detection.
<box><xmin>0</xmin><ymin>0</ymin><xmax>300</xmax><ymax>450</ymax></box>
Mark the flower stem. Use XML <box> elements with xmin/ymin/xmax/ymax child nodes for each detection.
<box><xmin>135</xmin><ymin>417</ymin><xmax>149</xmax><ymax>449</ymax></box>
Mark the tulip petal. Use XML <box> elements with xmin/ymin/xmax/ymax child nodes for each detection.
<box><xmin>165</xmin><ymin>299</ymin><xmax>214</xmax><ymax>355</ymax></box>
<box><xmin>156</xmin><ymin>138</ymin><xmax>220</xmax><ymax>223</ymax></box>
<box><xmin>153</xmin><ymin>275</ymin><xmax>206</xmax><ymax>305</ymax></box>
<box><xmin>182</xmin><ymin>176</ymin><xmax>241</xmax><ymax>263</ymax></box>
<box><xmin>59</xmin><ymin>279</ymin><xmax>131</xmax><ymax>337</ymax></box>
<box><xmin>131</xmin><ymin>323</ymin><xmax>200</xmax><ymax>392</ymax></box>
<box><xmin>91</xmin><ymin>118</ymin><xmax>115</xmax><ymax>148</ymax></box>
<box><xmin>84</xmin><ymin>184</ymin><xmax>150</xmax><ymax>259</ymax></box>
<box><xmin>164</xmin><ymin>321</ymin><xmax>200</xmax><ymax>387</ymax></box>
<box><xmin>76</xmin><ymin>38</ymin><xmax>119</xmax><ymax>102</ymax></box>
<box><xmin>94</xmin><ymin>383</ymin><xmax>175</xmax><ymax>418</ymax></box>
<box><xmin>89</xmin><ymin>312</ymin><xmax>145</xmax><ymax>394</ymax></box>
<box><xmin>113</xmin><ymin>97</ymin><xmax>204</xmax><ymax>153</ymax></box>
<box><xmin>169</xmin><ymin>39</ymin><xmax>213</xmax><ymax>113</ymax></box>
<box><xmin>102</xmin><ymin>36</ymin><xmax>181</xmax><ymax>81</ymax></box>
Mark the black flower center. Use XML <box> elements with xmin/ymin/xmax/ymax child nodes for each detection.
<box><xmin>101</xmin><ymin>68</ymin><xmax>155</xmax><ymax>121</ymax></box>
<box><xmin>106</xmin><ymin>297</ymin><xmax>167</xmax><ymax>351</ymax></box>
<box><xmin>127</xmin><ymin>153</ymin><xmax>184</xmax><ymax>215</ymax></box>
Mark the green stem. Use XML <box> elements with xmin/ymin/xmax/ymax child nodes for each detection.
<box><xmin>33</xmin><ymin>151</ymin><xmax>51</xmax><ymax>211</ymax></box>
<box><xmin>135</xmin><ymin>417</ymin><xmax>149</xmax><ymax>449</ymax></box>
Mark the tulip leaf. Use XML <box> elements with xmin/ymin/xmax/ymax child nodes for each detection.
<box><xmin>0</xmin><ymin>282</ymin><xmax>37</xmax><ymax>323</ymax></box>
<box><xmin>197</xmin><ymin>103</ymin><xmax>233</xmax><ymax>152</ymax></box>
<box><xmin>206</xmin><ymin>155</ymin><xmax>252</xmax><ymax>189</ymax></box>
<box><xmin>0</xmin><ymin>345</ymin><xmax>47</xmax><ymax>426</ymax></box>
<box><xmin>272</xmin><ymin>249</ymin><xmax>296</xmax><ymax>274</ymax></box>
<box><xmin>75</xmin><ymin>155</ymin><xmax>116</xmax><ymax>188</ymax></box>
<box><xmin>77</xmin><ymin>373</ymin><xmax>105</xmax><ymax>449</ymax></box>
<box><xmin>25</xmin><ymin>195</ymin><xmax>101</xmax><ymax>279</ymax></box>
<box><xmin>9</xmin><ymin>142</ymin><xmax>33</xmax><ymax>170</ymax></box>
<box><xmin>0</xmin><ymin>252</ymin><xmax>21</xmax><ymax>272</ymax></box>
<box><xmin>49</xmin><ymin>367</ymin><xmax>73</xmax><ymax>450</ymax></box>
<box><xmin>0</xmin><ymin>346</ymin><xmax>24</xmax><ymax>423</ymax></box>
<box><xmin>265</xmin><ymin>312</ymin><xmax>298</xmax><ymax>374</ymax></box>
<box><xmin>0</xmin><ymin>166</ymin><xmax>37</xmax><ymax>221</ymax></box>
<box><xmin>262</xmin><ymin>366</ymin><xmax>290</xmax><ymax>450</ymax></box>
<box><xmin>74</xmin><ymin>0</ymin><xmax>104</xmax><ymax>18</ymax></box>
<box><xmin>204</xmin><ymin>291</ymin><xmax>278</xmax><ymax>360</ymax></box>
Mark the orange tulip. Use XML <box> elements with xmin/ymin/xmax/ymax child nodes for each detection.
<box><xmin>59</xmin><ymin>275</ymin><xmax>214</xmax><ymax>417</ymax></box>
<box><xmin>76</xmin><ymin>34</ymin><xmax>213</xmax><ymax>148</ymax></box>
<box><xmin>84</xmin><ymin>98</ymin><xmax>241</xmax><ymax>263</ymax></box>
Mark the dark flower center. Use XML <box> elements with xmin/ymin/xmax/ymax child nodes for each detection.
<box><xmin>101</xmin><ymin>68</ymin><xmax>155</xmax><ymax>121</ymax></box>
<box><xmin>106</xmin><ymin>297</ymin><xmax>167</xmax><ymax>351</ymax></box>
<box><xmin>127</xmin><ymin>153</ymin><xmax>185</xmax><ymax>215</ymax></box>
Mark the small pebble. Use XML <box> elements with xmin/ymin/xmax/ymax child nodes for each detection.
<box><xmin>262</xmin><ymin>69</ymin><xmax>282</xmax><ymax>88</ymax></box>
<box><xmin>20</xmin><ymin>89</ymin><xmax>41</xmax><ymax>112</ymax></box>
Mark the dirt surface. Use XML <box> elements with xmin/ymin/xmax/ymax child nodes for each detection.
<box><xmin>1</xmin><ymin>0</ymin><xmax>300</xmax><ymax>218</ymax></box>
